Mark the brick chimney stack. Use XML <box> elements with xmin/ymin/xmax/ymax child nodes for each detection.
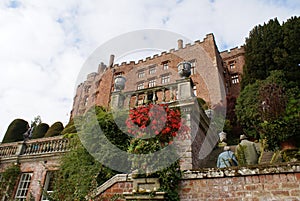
<box><xmin>178</xmin><ymin>39</ymin><xmax>183</xmax><ymax>49</ymax></box>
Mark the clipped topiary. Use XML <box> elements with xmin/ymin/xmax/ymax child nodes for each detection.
<box><xmin>2</xmin><ymin>119</ymin><xmax>29</xmax><ymax>143</ymax></box>
<box><xmin>61</xmin><ymin>119</ymin><xmax>77</xmax><ymax>135</ymax></box>
<box><xmin>31</xmin><ymin>123</ymin><xmax>49</xmax><ymax>139</ymax></box>
<box><xmin>44</xmin><ymin>122</ymin><xmax>64</xmax><ymax>137</ymax></box>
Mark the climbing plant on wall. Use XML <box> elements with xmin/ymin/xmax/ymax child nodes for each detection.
<box><xmin>0</xmin><ymin>164</ymin><xmax>20</xmax><ymax>200</ymax></box>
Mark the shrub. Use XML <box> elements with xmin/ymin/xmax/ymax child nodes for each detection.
<box><xmin>31</xmin><ymin>123</ymin><xmax>49</xmax><ymax>139</ymax></box>
<box><xmin>2</xmin><ymin>119</ymin><xmax>29</xmax><ymax>143</ymax></box>
<box><xmin>44</xmin><ymin>122</ymin><xmax>64</xmax><ymax>137</ymax></box>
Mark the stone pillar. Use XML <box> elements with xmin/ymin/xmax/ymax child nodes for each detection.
<box><xmin>152</xmin><ymin>90</ymin><xmax>156</xmax><ymax>104</ymax></box>
<box><xmin>111</xmin><ymin>91</ymin><xmax>125</xmax><ymax>109</ymax></box>
<box><xmin>144</xmin><ymin>91</ymin><xmax>148</xmax><ymax>104</ymax></box>
<box><xmin>162</xmin><ymin>89</ymin><xmax>166</xmax><ymax>102</ymax></box>
<box><xmin>135</xmin><ymin>93</ymin><xmax>139</xmax><ymax>106</ymax></box>
<box><xmin>123</xmin><ymin>177</ymin><xmax>165</xmax><ymax>200</ymax></box>
<box><xmin>176</xmin><ymin>78</ymin><xmax>193</xmax><ymax>100</ymax></box>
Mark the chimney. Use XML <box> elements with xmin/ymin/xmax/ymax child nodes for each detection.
<box><xmin>109</xmin><ymin>54</ymin><xmax>115</xmax><ymax>68</ymax></box>
<box><xmin>178</xmin><ymin>39</ymin><xmax>183</xmax><ymax>49</ymax></box>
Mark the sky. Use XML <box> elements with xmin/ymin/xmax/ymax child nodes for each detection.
<box><xmin>0</xmin><ymin>0</ymin><xmax>299</xmax><ymax>141</ymax></box>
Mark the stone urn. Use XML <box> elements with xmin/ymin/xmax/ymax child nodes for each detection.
<box><xmin>177</xmin><ymin>61</ymin><xmax>191</xmax><ymax>78</ymax></box>
<box><xmin>114</xmin><ymin>75</ymin><xmax>126</xmax><ymax>91</ymax></box>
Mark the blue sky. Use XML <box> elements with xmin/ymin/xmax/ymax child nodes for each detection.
<box><xmin>0</xmin><ymin>0</ymin><xmax>299</xmax><ymax>141</ymax></box>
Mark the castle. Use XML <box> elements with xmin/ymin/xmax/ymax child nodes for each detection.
<box><xmin>71</xmin><ymin>33</ymin><xmax>245</xmax><ymax>117</ymax></box>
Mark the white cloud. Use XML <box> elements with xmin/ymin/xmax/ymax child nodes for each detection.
<box><xmin>0</xmin><ymin>0</ymin><xmax>299</xmax><ymax>141</ymax></box>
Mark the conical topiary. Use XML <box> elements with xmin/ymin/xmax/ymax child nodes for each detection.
<box><xmin>44</xmin><ymin>122</ymin><xmax>64</xmax><ymax>137</ymax></box>
<box><xmin>31</xmin><ymin>123</ymin><xmax>49</xmax><ymax>139</ymax></box>
<box><xmin>2</xmin><ymin>119</ymin><xmax>29</xmax><ymax>143</ymax></box>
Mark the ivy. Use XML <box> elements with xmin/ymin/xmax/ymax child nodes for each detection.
<box><xmin>0</xmin><ymin>164</ymin><xmax>21</xmax><ymax>200</ymax></box>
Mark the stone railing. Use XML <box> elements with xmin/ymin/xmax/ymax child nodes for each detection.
<box><xmin>0</xmin><ymin>142</ymin><xmax>18</xmax><ymax>157</ymax></box>
<box><xmin>0</xmin><ymin>136</ymin><xmax>69</xmax><ymax>159</ymax></box>
<box><xmin>23</xmin><ymin>137</ymin><xmax>69</xmax><ymax>155</ymax></box>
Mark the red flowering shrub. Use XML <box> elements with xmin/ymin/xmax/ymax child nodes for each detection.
<box><xmin>126</xmin><ymin>104</ymin><xmax>189</xmax><ymax>145</ymax></box>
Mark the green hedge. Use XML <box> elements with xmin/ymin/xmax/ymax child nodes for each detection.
<box><xmin>2</xmin><ymin>119</ymin><xmax>29</xmax><ymax>143</ymax></box>
<box><xmin>31</xmin><ymin>123</ymin><xmax>49</xmax><ymax>139</ymax></box>
<box><xmin>45</xmin><ymin>122</ymin><xmax>64</xmax><ymax>137</ymax></box>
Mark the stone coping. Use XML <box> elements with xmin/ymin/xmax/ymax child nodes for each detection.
<box><xmin>93</xmin><ymin>162</ymin><xmax>300</xmax><ymax>197</ymax></box>
<box><xmin>182</xmin><ymin>162</ymin><xmax>300</xmax><ymax>179</ymax></box>
<box><xmin>95</xmin><ymin>174</ymin><xmax>132</xmax><ymax>196</ymax></box>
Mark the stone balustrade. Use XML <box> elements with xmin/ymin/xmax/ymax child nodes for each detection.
<box><xmin>0</xmin><ymin>136</ymin><xmax>69</xmax><ymax>159</ymax></box>
<box><xmin>0</xmin><ymin>142</ymin><xmax>18</xmax><ymax>157</ymax></box>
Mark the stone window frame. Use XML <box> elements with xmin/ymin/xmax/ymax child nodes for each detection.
<box><xmin>149</xmin><ymin>66</ymin><xmax>156</xmax><ymax>75</ymax></box>
<box><xmin>83</xmin><ymin>96</ymin><xmax>89</xmax><ymax>106</ymax></box>
<box><xmin>188</xmin><ymin>59</ymin><xmax>196</xmax><ymax>75</ymax></box>
<box><xmin>15</xmin><ymin>172</ymin><xmax>33</xmax><ymax>200</ymax></box>
<box><xmin>137</xmin><ymin>71</ymin><xmax>145</xmax><ymax>78</ymax></box>
<box><xmin>137</xmin><ymin>82</ymin><xmax>145</xmax><ymax>90</ymax></box>
<box><xmin>193</xmin><ymin>84</ymin><xmax>197</xmax><ymax>96</ymax></box>
<box><xmin>41</xmin><ymin>171</ymin><xmax>56</xmax><ymax>201</ymax></box>
<box><xmin>84</xmin><ymin>85</ymin><xmax>91</xmax><ymax>93</ymax></box>
<box><xmin>163</xmin><ymin>62</ymin><xmax>169</xmax><ymax>70</ymax></box>
<box><xmin>148</xmin><ymin>79</ymin><xmax>156</xmax><ymax>88</ymax></box>
<box><xmin>231</xmin><ymin>74</ymin><xmax>239</xmax><ymax>84</ymax></box>
<box><xmin>161</xmin><ymin>75</ymin><xmax>170</xmax><ymax>84</ymax></box>
<box><xmin>229</xmin><ymin>60</ymin><xmax>236</xmax><ymax>69</ymax></box>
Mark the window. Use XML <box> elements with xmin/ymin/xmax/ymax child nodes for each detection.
<box><xmin>161</xmin><ymin>75</ymin><xmax>170</xmax><ymax>84</ymax></box>
<box><xmin>189</xmin><ymin>60</ymin><xmax>196</xmax><ymax>75</ymax></box>
<box><xmin>231</xmin><ymin>74</ymin><xmax>239</xmax><ymax>84</ymax></box>
<box><xmin>137</xmin><ymin>83</ymin><xmax>144</xmax><ymax>90</ymax></box>
<box><xmin>229</xmin><ymin>61</ymin><xmax>235</xmax><ymax>69</ymax></box>
<box><xmin>148</xmin><ymin>79</ymin><xmax>156</xmax><ymax>88</ymax></box>
<box><xmin>15</xmin><ymin>173</ymin><xmax>33</xmax><ymax>200</ymax></box>
<box><xmin>41</xmin><ymin>172</ymin><xmax>56</xmax><ymax>201</ymax></box>
<box><xmin>149</xmin><ymin>67</ymin><xmax>156</xmax><ymax>75</ymax></box>
<box><xmin>84</xmin><ymin>86</ymin><xmax>91</xmax><ymax>93</ymax></box>
<box><xmin>83</xmin><ymin>96</ymin><xmax>89</xmax><ymax>106</ymax></box>
<box><xmin>193</xmin><ymin>85</ymin><xmax>197</xmax><ymax>96</ymax></box>
<box><xmin>163</xmin><ymin>63</ymin><xmax>169</xmax><ymax>70</ymax></box>
<box><xmin>138</xmin><ymin>71</ymin><xmax>145</xmax><ymax>78</ymax></box>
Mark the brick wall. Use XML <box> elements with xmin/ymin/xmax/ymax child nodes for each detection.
<box><xmin>179</xmin><ymin>172</ymin><xmax>300</xmax><ymax>201</ymax></box>
<box><xmin>95</xmin><ymin>182</ymin><xmax>133</xmax><ymax>201</ymax></box>
<box><xmin>94</xmin><ymin>164</ymin><xmax>300</xmax><ymax>201</ymax></box>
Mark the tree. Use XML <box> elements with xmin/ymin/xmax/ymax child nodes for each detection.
<box><xmin>31</xmin><ymin>123</ymin><xmax>49</xmax><ymax>139</ymax></box>
<box><xmin>235</xmin><ymin>81</ymin><xmax>262</xmax><ymax>139</ymax></box>
<box><xmin>236</xmin><ymin>70</ymin><xmax>300</xmax><ymax>150</ymax></box>
<box><xmin>242</xmin><ymin>18</ymin><xmax>283</xmax><ymax>87</ymax></box>
<box><xmin>44</xmin><ymin>122</ymin><xmax>64</xmax><ymax>137</ymax></box>
<box><xmin>242</xmin><ymin>16</ymin><xmax>300</xmax><ymax>88</ymax></box>
<box><xmin>2</xmin><ymin>119</ymin><xmax>29</xmax><ymax>143</ymax></box>
<box><xmin>31</xmin><ymin>115</ymin><xmax>41</xmax><ymax>128</ymax></box>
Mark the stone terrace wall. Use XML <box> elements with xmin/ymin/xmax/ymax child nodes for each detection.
<box><xmin>94</xmin><ymin>163</ymin><xmax>300</xmax><ymax>201</ymax></box>
<box><xmin>180</xmin><ymin>171</ymin><xmax>300</xmax><ymax>201</ymax></box>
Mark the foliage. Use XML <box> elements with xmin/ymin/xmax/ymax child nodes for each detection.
<box><xmin>242</xmin><ymin>16</ymin><xmax>300</xmax><ymax>88</ymax></box>
<box><xmin>51</xmin><ymin>106</ymin><xmax>131</xmax><ymax>199</ymax></box>
<box><xmin>126</xmin><ymin>104</ymin><xmax>187</xmax><ymax>200</ymax></box>
<box><xmin>2</xmin><ymin>119</ymin><xmax>29</xmax><ymax>143</ymax></box>
<box><xmin>61</xmin><ymin>118</ymin><xmax>77</xmax><ymax>135</ymax></box>
<box><xmin>156</xmin><ymin>161</ymin><xmax>181</xmax><ymax>201</ymax></box>
<box><xmin>44</xmin><ymin>122</ymin><xmax>64</xmax><ymax>137</ymax></box>
<box><xmin>259</xmin><ymin>86</ymin><xmax>300</xmax><ymax>150</ymax></box>
<box><xmin>0</xmin><ymin>164</ymin><xmax>20</xmax><ymax>200</ymax></box>
<box><xmin>50</xmin><ymin>136</ymin><xmax>103</xmax><ymax>200</ymax></box>
<box><xmin>31</xmin><ymin>123</ymin><xmax>49</xmax><ymax>139</ymax></box>
<box><xmin>31</xmin><ymin>115</ymin><xmax>42</xmax><ymax>128</ymax></box>
<box><xmin>237</xmin><ymin>70</ymin><xmax>300</xmax><ymax>150</ymax></box>
<box><xmin>235</xmin><ymin>144</ymin><xmax>247</xmax><ymax>166</ymax></box>
<box><xmin>126</xmin><ymin>104</ymin><xmax>189</xmax><ymax>144</ymax></box>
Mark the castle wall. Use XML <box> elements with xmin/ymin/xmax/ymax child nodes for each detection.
<box><xmin>70</xmin><ymin>33</ymin><xmax>229</xmax><ymax>118</ymax></box>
